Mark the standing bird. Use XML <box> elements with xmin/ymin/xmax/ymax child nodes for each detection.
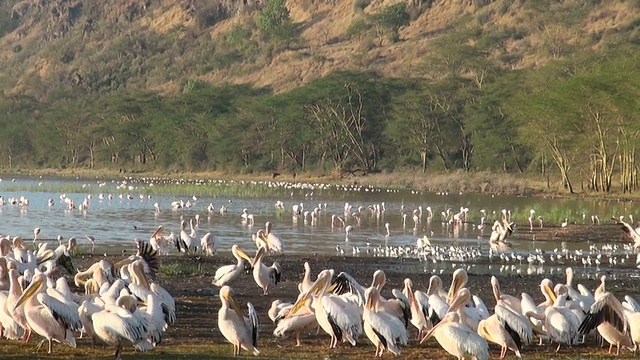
<box><xmin>200</xmin><ymin>232</ymin><xmax>215</xmax><ymax>256</ymax></box>
<box><xmin>613</xmin><ymin>216</ymin><xmax>640</xmax><ymax>248</ymax></box>
<box><xmin>33</xmin><ymin>228</ymin><xmax>41</xmax><ymax>244</ymax></box>
<box><xmin>363</xmin><ymin>287</ymin><xmax>408</xmax><ymax>357</ymax></box>
<box><xmin>420</xmin><ymin>311</ymin><xmax>489</xmax><ymax>360</ymax></box>
<box><xmin>13</xmin><ymin>273</ymin><xmax>82</xmax><ymax>354</ymax></box>
<box><xmin>212</xmin><ymin>245</ymin><xmax>252</xmax><ymax>287</ymax></box>
<box><xmin>251</xmin><ymin>246</ymin><xmax>281</xmax><ymax>295</ymax></box>
<box><xmin>217</xmin><ymin>286</ymin><xmax>259</xmax><ymax>356</ymax></box>
<box><xmin>86</xmin><ymin>235</ymin><xmax>96</xmax><ymax>254</ymax></box>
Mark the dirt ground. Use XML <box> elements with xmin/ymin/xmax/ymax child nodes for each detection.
<box><xmin>75</xmin><ymin>230</ymin><xmax>640</xmax><ymax>359</ymax></box>
<box><xmin>2</xmin><ymin>221</ymin><xmax>639</xmax><ymax>359</ymax></box>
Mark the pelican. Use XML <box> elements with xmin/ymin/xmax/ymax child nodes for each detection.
<box><xmin>489</xmin><ymin>220</ymin><xmax>513</xmax><ymax>243</ymax></box>
<box><xmin>200</xmin><ymin>232</ymin><xmax>215</xmax><ymax>256</ymax></box>
<box><xmin>33</xmin><ymin>227</ymin><xmax>41</xmax><ymax>244</ymax></box>
<box><xmin>289</xmin><ymin>269</ymin><xmax>362</xmax><ymax>348</ymax></box>
<box><xmin>218</xmin><ymin>286</ymin><xmax>259</xmax><ymax>356</ymax></box>
<box><xmin>176</xmin><ymin>219</ymin><xmax>197</xmax><ymax>253</ymax></box>
<box><xmin>298</xmin><ymin>262</ymin><xmax>314</xmax><ymax>293</ymax></box>
<box><xmin>13</xmin><ymin>273</ymin><xmax>82</xmax><ymax>353</ymax></box>
<box><xmin>363</xmin><ymin>287</ymin><xmax>408</xmax><ymax>357</ymax></box>
<box><xmin>613</xmin><ymin>216</ymin><xmax>640</xmax><ymax>248</ymax></box>
<box><xmin>491</xmin><ymin>276</ymin><xmax>522</xmax><ymax>314</ymax></box>
<box><xmin>477</xmin><ymin>311</ymin><xmax>522</xmax><ymax>359</ymax></box>
<box><xmin>447</xmin><ymin>268</ymin><xmax>468</xmax><ymax>304</ymax></box>
<box><xmin>150</xmin><ymin>226</ymin><xmax>175</xmax><ymax>256</ymax></box>
<box><xmin>403</xmin><ymin>278</ymin><xmax>431</xmax><ymax>340</ymax></box>
<box><xmin>525</xmin><ymin>281</ymin><xmax>580</xmax><ymax>352</ymax></box>
<box><xmin>91</xmin><ymin>296</ymin><xmax>150</xmax><ymax>359</ymax></box>
<box><xmin>251</xmin><ymin>246</ymin><xmax>281</xmax><ymax>295</ymax></box>
<box><xmin>420</xmin><ymin>310</ymin><xmax>489</xmax><ymax>360</ymax></box>
<box><xmin>271</xmin><ymin>298</ymin><xmax>318</xmax><ymax>346</ymax></box>
<box><xmin>578</xmin><ymin>276</ymin><xmax>633</xmax><ymax>355</ymax></box>
<box><xmin>260</xmin><ymin>222</ymin><xmax>283</xmax><ymax>253</ymax></box>
<box><xmin>212</xmin><ymin>245</ymin><xmax>252</xmax><ymax>287</ymax></box>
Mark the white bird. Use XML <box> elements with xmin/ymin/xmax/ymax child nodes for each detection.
<box><xmin>420</xmin><ymin>311</ymin><xmax>489</xmax><ymax>360</ymax></box>
<box><xmin>200</xmin><ymin>232</ymin><xmax>215</xmax><ymax>256</ymax></box>
<box><xmin>86</xmin><ymin>235</ymin><xmax>96</xmax><ymax>254</ymax></box>
<box><xmin>217</xmin><ymin>286</ymin><xmax>259</xmax><ymax>356</ymax></box>
<box><xmin>91</xmin><ymin>295</ymin><xmax>150</xmax><ymax>359</ymax></box>
<box><xmin>13</xmin><ymin>273</ymin><xmax>82</xmax><ymax>354</ymax></box>
<box><xmin>251</xmin><ymin>246</ymin><xmax>281</xmax><ymax>295</ymax></box>
<box><xmin>212</xmin><ymin>245</ymin><xmax>251</xmax><ymax>287</ymax></box>
<box><xmin>289</xmin><ymin>269</ymin><xmax>362</xmax><ymax>348</ymax></box>
<box><xmin>363</xmin><ymin>286</ymin><xmax>408</xmax><ymax>357</ymax></box>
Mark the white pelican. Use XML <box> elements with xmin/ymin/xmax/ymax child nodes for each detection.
<box><xmin>489</xmin><ymin>220</ymin><xmax>513</xmax><ymax>243</ymax></box>
<box><xmin>127</xmin><ymin>260</ymin><xmax>175</xmax><ymax>325</ymax></box>
<box><xmin>525</xmin><ymin>281</ymin><xmax>580</xmax><ymax>352</ymax></box>
<box><xmin>251</xmin><ymin>246</ymin><xmax>281</xmax><ymax>295</ymax></box>
<box><xmin>363</xmin><ymin>286</ymin><xmax>408</xmax><ymax>356</ymax></box>
<box><xmin>578</xmin><ymin>276</ymin><xmax>633</xmax><ymax>355</ymax></box>
<box><xmin>403</xmin><ymin>278</ymin><xmax>430</xmax><ymax>340</ymax></box>
<box><xmin>200</xmin><ymin>232</ymin><xmax>215</xmax><ymax>256</ymax></box>
<box><xmin>260</xmin><ymin>222</ymin><xmax>283</xmax><ymax>253</ymax></box>
<box><xmin>298</xmin><ymin>262</ymin><xmax>314</xmax><ymax>293</ymax></box>
<box><xmin>177</xmin><ymin>219</ymin><xmax>198</xmax><ymax>253</ymax></box>
<box><xmin>447</xmin><ymin>268</ymin><xmax>468</xmax><ymax>304</ymax></box>
<box><xmin>91</xmin><ymin>295</ymin><xmax>150</xmax><ymax>359</ymax></box>
<box><xmin>7</xmin><ymin>268</ymin><xmax>29</xmax><ymax>341</ymax></box>
<box><xmin>289</xmin><ymin>269</ymin><xmax>362</xmax><ymax>348</ymax></box>
<box><xmin>420</xmin><ymin>312</ymin><xmax>489</xmax><ymax>360</ymax></box>
<box><xmin>212</xmin><ymin>245</ymin><xmax>251</xmax><ymax>287</ymax></box>
<box><xmin>271</xmin><ymin>298</ymin><xmax>317</xmax><ymax>346</ymax></box>
<box><xmin>218</xmin><ymin>286</ymin><xmax>259</xmax><ymax>356</ymax></box>
<box><xmin>477</xmin><ymin>311</ymin><xmax>522</xmax><ymax>359</ymax></box>
<box><xmin>149</xmin><ymin>226</ymin><xmax>175</xmax><ymax>256</ymax></box>
<box><xmin>13</xmin><ymin>273</ymin><xmax>82</xmax><ymax>353</ymax></box>
<box><xmin>491</xmin><ymin>276</ymin><xmax>521</xmax><ymax>314</ymax></box>
<box><xmin>565</xmin><ymin>267</ymin><xmax>594</xmax><ymax>310</ymax></box>
<box><xmin>613</xmin><ymin>216</ymin><xmax>640</xmax><ymax>248</ymax></box>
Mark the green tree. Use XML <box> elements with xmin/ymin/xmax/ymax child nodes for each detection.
<box><xmin>257</xmin><ymin>0</ymin><xmax>296</xmax><ymax>42</ymax></box>
<box><xmin>372</xmin><ymin>3</ymin><xmax>410</xmax><ymax>43</ymax></box>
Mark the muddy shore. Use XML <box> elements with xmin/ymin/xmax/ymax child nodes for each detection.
<box><xmin>0</xmin><ymin>240</ymin><xmax>636</xmax><ymax>360</ymax></box>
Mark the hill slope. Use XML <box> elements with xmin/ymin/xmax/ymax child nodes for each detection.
<box><xmin>1</xmin><ymin>0</ymin><xmax>639</xmax><ymax>99</ymax></box>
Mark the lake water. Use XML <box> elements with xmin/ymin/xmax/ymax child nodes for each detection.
<box><xmin>0</xmin><ymin>176</ymin><xmax>636</xmax><ymax>279</ymax></box>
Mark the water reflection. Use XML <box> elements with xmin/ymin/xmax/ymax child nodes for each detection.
<box><xmin>0</xmin><ymin>176</ymin><xmax>635</xmax><ymax>267</ymax></box>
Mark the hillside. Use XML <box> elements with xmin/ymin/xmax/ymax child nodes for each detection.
<box><xmin>1</xmin><ymin>0</ymin><xmax>639</xmax><ymax>99</ymax></box>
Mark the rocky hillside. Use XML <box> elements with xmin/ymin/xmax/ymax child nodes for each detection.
<box><xmin>0</xmin><ymin>0</ymin><xmax>639</xmax><ymax>99</ymax></box>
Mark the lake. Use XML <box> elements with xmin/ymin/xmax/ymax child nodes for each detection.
<box><xmin>0</xmin><ymin>175</ymin><xmax>636</xmax><ymax>279</ymax></box>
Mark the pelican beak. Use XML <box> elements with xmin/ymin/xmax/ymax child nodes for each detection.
<box><xmin>251</xmin><ymin>247</ymin><xmax>266</xmax><ymax>267</ymax></box>
<box><xmin>235</xmin><ymin>247</ymin><xmax>252</xmax><ymax>262</ymax></box>
<box><xmin>447</xmin><ymin>277</ymin><xmax>461</xmax><ymax>304</ymax></box>
<box><xmin>224</xmin><ymin>292</ymin><xmax>243</xmax><ymax>318</ymax></box>
<box><xmin>447</xmin><ymin>288</ymin><xmax>470</xmax><ymax>313</ymax></box>
<box><xmin>420</xmin><ymin>317</ymin><xmax>446</xmax><ymax>344</ymax></box>
<box><xmin>36</xmin><ymin>249</ymin><xmax>55</xmax><ymax>265</ymax></box>
<box><xmin>137</xmin><ymin>300</ymin><xmax>148</xmax><ymax>307</ymax></box>
<box><xmin>14</xmin><ymin>277</ymin><xmax>43</xmax><ymax>310</ymax></box>
<box><xmin>544</xmin><ymin>283</ymin><xmax>557</xmax><ymax>303</ymax></box>
<box><xmin>150</xmin><ymin>226</ymin><xmax>164</xmax><ymax>239</ymax></box>
<box><xmin>289</xmin><ymin>272</ymin><xmax>329</xmax><ymax>317</ymax></box>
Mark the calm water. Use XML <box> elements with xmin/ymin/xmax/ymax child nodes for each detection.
<box><xmin>0</xmin><ymin>176</ymin><xmax>633</xmax><ymax>259</ymax></box>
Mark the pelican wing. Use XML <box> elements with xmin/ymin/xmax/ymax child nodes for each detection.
<box><xmin>322</xmin><ymin>295</ymin><xmax>363</xmax><ymax>345</ymax></box>
<box><xmin>273</xmin><ymin>312</ymin><xmax>316</xmax><ymax>337</ymax></box>
<box><xmin>495</xmin><ymin>302</ymin><xmax>532</xmax><ymax>345</ymax></box>
<box><xmin>579</xmin><ymin>292</ymin><xmax>627</xmax><ymax>335</ymax></box>
<box><xmin>136</xmin><ymin>241</ymin><xmax>159</xmax><ymax>280</ymax></box>
<box><xmin>247</xmin><ymin>302</ymin><xmax>259</xmax><ymax>347</ymax></box>
<box><xmin>445</xmin><ymin>323</ymin><xmax>489</xmax><ymax>360</ymax></box>
<box><xmin>330</xmin><ymin>272</ymin><xmax>365</xmax><ymax>307</ymax></box>
<box><xmin>150</xmin><ymin>283</ymin><xmax>176</xmax><ymax>325</ymax></box>
<box><xmin>364</xmin><ymin>309</ymin><xmax>408</xmax><ymax>355</ymax></box>
<box><xmin>213</xmin><ymin>264</ymin><xmax>237</xmax><ymax>284</ymax></box>
<box><xmin>38</xmin><ymin>292</ymin><xmax>82</xmax><ymax>331</ymax></box>
<box><xmin>624</xmin><ymin>295</ymin><xmax>640</xmax><ymax>312</ymax></box>
<box><xmin>392</xmin><ymin>289</ymin><xmax>411</xmax><ymax>328</ymax></box>
<box><xmin>92</xmin><ymin>305</ymin><xmax>147</xmax><ymax>343</ymax></box>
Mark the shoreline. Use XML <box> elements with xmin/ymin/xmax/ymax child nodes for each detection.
<box><xmin>3</xmin><ymin>167</ymin><xmax>639</xmax><ymax>201</ymax></box>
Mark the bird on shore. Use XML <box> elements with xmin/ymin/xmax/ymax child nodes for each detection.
<box><xmin>218</xmin><ymin>286</ymin><xmax>260</xmax><ymax>356</ymax></box>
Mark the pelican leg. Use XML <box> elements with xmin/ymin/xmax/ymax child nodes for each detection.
<box><xmin>115</xmin><ymin>343</ymin><xmax>122</xmax><ymax>360</ymax></box>
<box><xmin>35</xmin><ymin>340</ymin><xmax>46</xmax><ymax>353</ymax></box>
<box><xmin>295</xmin><ymin>332</ymin><xmax>302</xmax><ymax>346</ymax></box>
<box><xmin>609</xmin><ymin>343</ymin><xmax>613</xmax><ymax>354</ymax></box>
<box><xmin>48</xmin><ymin>339</ymin><xmax>53</xmax><ymax>354</ymax></box>
<box><xmin>555</xmin><ymin>343</ymin><xmax>561</xmax><ymax>353</ymax></box>
<box><xmin>500</xmin><ymin>346</ymin><xmax>506</xmax><ymax>359</ymax></box>
<box><xmin>22</xmin><ymin>328</ymin><xmax>31</xmax><ymax>342</ymax></box>
<box><xmin>616</xmin><ymin>343</ymin><xmax>621</xmax><ymax>356</ymax></box>
<box><xmin>233</xmin><ymin>344</ymin><xmax>239</xmax><ymax>356</ymax></box>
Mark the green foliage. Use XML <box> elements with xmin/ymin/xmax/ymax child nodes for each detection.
<box><xmin>347</xmin><ymin>17</ymin><xmax>373</xmax><ymax>39</ymax></box>
<box><xmin>372</xmin><ymin>2</ymin><xmax>410</xmax><ymax>40</ymax></box>
<box><xmin>257</xmin><ymin>0</ymin><xmax>297</xmax><ymax>42</ymax></box>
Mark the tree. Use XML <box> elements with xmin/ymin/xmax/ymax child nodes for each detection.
<box><xmin>372</xmin><ymin>3</ymin><xmax>410</xmax><ymax>43</ymax></box>
<box><xmin>257</xmin><ymin>0</ymin><xmax>296</xmax><ymax>42</ymax></box>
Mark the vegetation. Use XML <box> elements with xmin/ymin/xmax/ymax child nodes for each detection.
<box><xmin>1</xmin><ymin>1</ymin><xmax>640</xmax><ymax>196</ymax></box>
